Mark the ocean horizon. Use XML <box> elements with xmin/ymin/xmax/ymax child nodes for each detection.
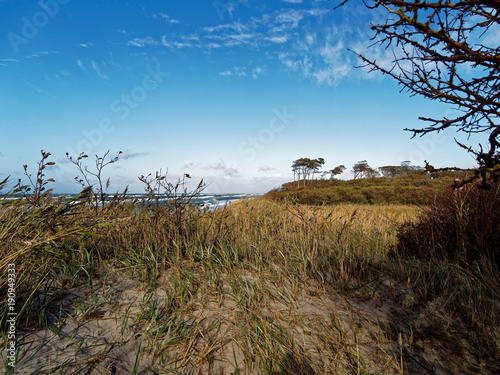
<box><xmin>1</xmin><ymin>192</ymin><xmax>263</xmax><ymax>211</ymax></box>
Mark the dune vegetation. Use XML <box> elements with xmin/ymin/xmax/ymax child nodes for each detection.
<box><xmin>0</xmin><ymin>154</ymin><xmax>499</xmax><ymax>374</ymax></box>
<box><xmin>264</xmin><ymin>171</ymin><xmax>469</xmax><ymax>206</ymax></box>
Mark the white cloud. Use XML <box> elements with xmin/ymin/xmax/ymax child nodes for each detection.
<box><xmin>204</xmin><ymin>162</ymin><xmax>225</xmax><ymax>171</ymax></box>
<box><xmin>267</xmin><ymin>35</ymin><xmax>288</xmax><ymax>43</ymax></box>
<box><xmin>203</xmin><ymin>22</ymin><xmax>250</xmax><ymax>34</ymax></box>
<box><xmin>305</xmin><ymin>33</ymin><xmax>316</xmax><ymax>46</ymax></box>
<box><xmin>152</xmin><ymin>13</ymin><xmax>179</xmax><ymax>24</ymax></box>
<box><xmin>276</xmin><ymin>27</ymin><xmax>355</xmax><ymax>86</ymax></box>
<box><xmin>181</xmin><ymin>34</ymin><xmax>200</xmax><ymax>42</ymax></box>
<box><xmin>77</xmin><ymin>59</ymin><xmax>86</xmax><ymax>72</ymax></box>
<box><xmin>24</xmin><ymin>50</ymin><xmax>58</xmax><ymax>59</ymax></box>
<box><xmin>258</xmin><ymin>165</ymin><xmax>276</xmax><ymax>172</ymax></box>
<box><xmin>45</xmin><ymin>70</ymin><xmax>73</xmax><ymax>81</ymax></box>
<box><xmin>76</xmin><ymin>59</ymin><xmax>110</xmax><ymax>79</ymax></box>
<box><xmin>0</xmin><ymin>58</ymin><xmax>20</xmax><ymax>63</ymax></box>
<box><xmin>122</xmin><ymin>6</ymin><xmax>331</xmax><ymax>62</ymax></box>
<box><xmin>120</xmin><ymin>6</ymin><xmax>372</xmax><ymax>87</ymax></box>
<box><xmin>128</xmin><ymin>36</ymin><xmax>161</xmax><ymax>47</ymax></box>
<box><xmin>119</xmin><ymin>150</ymin><xmax>150</xmax><ymax>160</ymax></box>
<box><xmin>23</xmin><ymin>79</ymin><xmax>54</xmax><ymax>97</ymax></box>
<box><xmin>182</xmin><ymin>160</ymin><xmax>195</xmax><ymax>169</ymax></box>
<box><xmin>275</xmin><ymin>9</ymin><xmax>304</xmax><ymax>27</ymax></box>
<box><xmin>202</xmin><ymin>160</ymin><xmax>240</xmax><ymax>178</ymax></box>
<box><xmin>90</xmin><ymin>60</ymin><xmax>109</xmax><ymax>79</ymax></box>
<box><xmin>206</xmin><ymin>43</ymin><xmax>222</xmax><ymax>49</ymax></box>
<box><xmin>219</xmin><ymin>65</ymin><xmax>264</xmax><ymax>79</ymax></box>
<box><xmin>282</xmin><ymin>0</ymin><xmax>303</xmax><ymax>3</ymax></box>
<box><xmin>252</xmin><ymin>66</ymin><xmax>265</xmax><ymax>79</ymax></box>
<box><xmin>313</xmin><ymin>40</ymin><xmax>351</xmax><ymax>85</ymax></box>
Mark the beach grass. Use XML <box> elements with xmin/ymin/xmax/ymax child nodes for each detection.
<box><xmin>0</xmin><ymin>179</ymin><xmax>499</xmax><ymax>374</ymax></box>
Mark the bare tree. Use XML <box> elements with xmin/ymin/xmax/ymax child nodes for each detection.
<box><xmin>347</xmin><ymin>0</ymin><xmax>500</xmax><ymax>187</ymax></box>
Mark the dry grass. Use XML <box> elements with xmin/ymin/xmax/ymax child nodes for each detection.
<box><xmin>0</xmin><ymin>189</ymin><xmax>498</xmax><ymax>374</ymax></box>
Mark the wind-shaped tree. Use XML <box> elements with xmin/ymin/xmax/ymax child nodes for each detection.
<box><xmin>352</xmin><ymin>160</ymin><xmax>379</xmax><ymax>179</ymax></box>
<box><xmin>328</xmin><ymin>165</ymin><xmax>346</xmax><ymax>180</ymax></box>
<box><xmin>292</xmin><ymin>157</ymin><xmax>326</xmax><ymax>186</ymax></box>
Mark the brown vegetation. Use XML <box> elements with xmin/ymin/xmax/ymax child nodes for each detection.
<box><xmin>265</xmin><ymin>171</ymin><xmax>468</xmax><ymax>206</ymax></box>
<box><xmin>0</xmin><ymin>156</ymin><xmax>498</xmax><ymax>374</ymax></box>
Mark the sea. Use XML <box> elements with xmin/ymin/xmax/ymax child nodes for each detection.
<box><xmin>121</xmin><ymin>193</ymin><xmax>263</xmax><ymax>210</ymax></box>
<box><xmin>1</xmin><ymin>193</ymin><xmax>263</xmax><ymax>211</ymax></box>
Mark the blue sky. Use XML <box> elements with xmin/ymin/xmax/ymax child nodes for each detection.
<box><xmin>0</xmin><ymin>0</ymin><xmax>488</xmax><ymax>193</ymax></box>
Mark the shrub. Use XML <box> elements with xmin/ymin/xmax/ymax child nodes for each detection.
<box><xmin>396</xmin><ymin>182</ymin><xmax>500</xmax><ymax>266</ymax></box>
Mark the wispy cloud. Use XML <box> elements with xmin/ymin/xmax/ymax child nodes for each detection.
<box><xmin>75</xmin><ymin>59</ymin><xmax>110</xmax><ymax>79</ymax></box>
<box><xmin>123</xmin><ymin>5</ymin><xmax>376</xmax><ymax>87</ymax></box>
<box><xmin>119</xmin><ymin>150</ymin><xmax>151</xmax><ymax>160</ymax></box>
<box><xmin>282</xmin><ymin>0</ymin><xmax>303</xmax><ymax>3</ymax></box>
<box><xmin>91</xmin><ymin>60</ymin><xmax>109</xmax><ymax>79</ymax></box>
<box><xmin>152</xmin><ymin>12</ymin><xmax>179</xmax><ymax>24</ymax></box>
<box><xmin>79</xmin><ymin>42</ymin><xmax>94</xmax><ymax>48</ymax></box>
<box><xmin>258</xmin><ymin>165</ymin><xmax>276</xmax><ymax>172</ymax></box>
<box><xmin>267</xmin><ymin>35</ymin><xmax>288</xmax><ymax>43</ymax></box>
<box><xmin>182</xmin><ymin>160</ymin><xmax>195</xmax><ymax>169</ymax></box>
<box><xmin>127</xmin><ymin>7</ymin><xmax>328</xmax><ymax>52</ymax></box>
<box><xmin>24</xmin><ymin>50</ymin><xmax>59</xmax><ymax>59</ymax></box>
<box><xmin>128</xmin><ymin>36</ymin><xmax>161</xmax><ymax>47</ymax></box>
<box><xmin>252</xmin><ymin>66</ymin><xmax>265</xmax><ymax>79</ymax></box>
<box><xmin>0</xmin><ymin>58</ymin><xmax>20</xmax><ymax>63</ymax></box>
<box><xmin>202</xmin><ymin>160</ymin><xmax>240</xmax><ymax>178</ymax></box>
<box><xmin>219</xmin><ymin>65</ymin><xmax>265</xmax><ymax>79</ymax></box>
<box><xmin>44</xmin><ymin>70</ymin><xmax>73</xmax><ymax>81</ymax></box>
<box><xmin>219</xmin><ymin>66</ymin><xmax>247</xmax><ymax>77</ymax></box>
<box><xmin>23</xmin><ymin>79</ymin><xmax>54</xmax><ymax>97</ymax></box>
<box><xmin>274</xmin><ymin>25</ymin><xmax>356</xmax><ymax>86</ymax></box>
<box><xmin>203</xmin><ymin>22</ymin><xmax>256</xmax><ymax>48</ymax></box>
<box><xmin>76</xmin><ymin>59</ymin><xmax>86</xmax><ymax>72</ymax></box>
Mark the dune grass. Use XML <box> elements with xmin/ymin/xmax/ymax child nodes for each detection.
<box><xmin>0</xmin><ymin>178</ymin><xmax>499</xmax><ymax>373</ymax></box>
<box><xmin>265</xmin><ymin>172</ymin><xmax>469</xmax><ymax>206</ymax></box>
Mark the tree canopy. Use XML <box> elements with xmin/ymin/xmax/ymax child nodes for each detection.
<box><xmin>352</xmin><ymin>160</ymin><xmax>379</xmax><ymax>179</ymax></box>
<box><xmin>291</xmin><ymin>157</ymin><xmax>325</xmax><ymax>186</ymax></box>
<box><xmin>328</xmin><ymin>165</ymin><xmax>346</xmax><ymax>179</ymax></box>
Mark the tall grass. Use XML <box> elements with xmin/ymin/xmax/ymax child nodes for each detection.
<box><xmin>1</xmin><ymin>157</ymin><xmax>499</xmax><ymax>374</ymax></box>
<box><xmin>395</xmin><ymin>181</ymin><xmax>500</xmax><ymax>357</ymax></box>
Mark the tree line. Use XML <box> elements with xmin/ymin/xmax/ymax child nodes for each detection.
<box><xmin>291</xmin><ymin>158</ymin><xmax>423</xmax><ymax>185</ymax></box>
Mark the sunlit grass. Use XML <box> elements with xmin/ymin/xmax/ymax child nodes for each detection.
<box><xmin>0</xmin><ymin>181</ymin><xmax>498</xmax><ymax>373</ymax></box>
